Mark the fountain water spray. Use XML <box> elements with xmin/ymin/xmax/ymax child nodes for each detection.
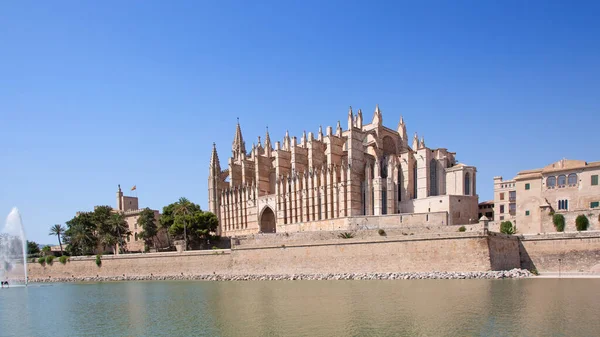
<box><xmin>0</xmin><ymin>207</ymin><xmax>28</xmax><ymax>286</ymax></box>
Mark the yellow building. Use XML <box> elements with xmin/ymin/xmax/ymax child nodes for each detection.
<box><xmin>493</xmin><ymin>159</ymin><xmax>600</xmax><ymax>233</ymax></box>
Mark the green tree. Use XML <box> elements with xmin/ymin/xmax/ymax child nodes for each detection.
<box><xmin>92</xmin><ymin>206</ymin><xmax>130</xmax><ymax>254</ymax></box>
<box><xmin>27</xmin><ymin>241</ymin><xmax>40</xmax><ymax>255</ymax></box>
<box><xmin>48</xmin><ymin>224</ymin><xmax>65</xmax><ymax>255</ymax></box>
<box><xmin>500</xmin><ymin>221</ymin><xmax>517</xmax><ymax>234</ymax></box>
<box><xmin>160</xmin><ymin>198</ymin><xmax>219</xmax><ymax>250</ymax></box>
<box><xmin>41</xmin><ymin>245</ymin><xmax>52</xmax><ymax>256</ymax></box>
<box><xmin>173</xmin><ymin>197</ymin><xmax>195</xmax><ymax>250</ymax></box>
<box><xmin>64</xmin><ymin>212</ymin><xmax>98</xmax><ymax>256</ymax></box>
<box><xmin>575</xmin><ymin>214</ymin><xmax>589</xmax><ymax>231</ymax></box>
<box><xmin>138</xmin><ymin>208</ymin><xmax>160</xmax><ymax>250</ymax></box>
<box><xmin>553</xmin><ymin>214</ymin><xmax>565</xmax><ymax>232</ymax></box>
<box><xmin>158</xmin><ymin>203</ymin><xmax>177</xmax><ymax>247</ymax></box>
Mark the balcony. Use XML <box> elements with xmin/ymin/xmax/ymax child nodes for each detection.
<box><xmin>509</xmin><ymin>196</ymin><xmax>516</xmax><ymax>202</ymax></box>
<box><xmin>509</xmin><ymin>210</ymin><xmax>516</xmax><ymax>216</ymax></box>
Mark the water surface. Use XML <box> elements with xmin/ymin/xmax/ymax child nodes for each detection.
<box><xmin>1</xmin><ymin>279</ymin><xmax>599</xmax><ymax>336</ymax></box>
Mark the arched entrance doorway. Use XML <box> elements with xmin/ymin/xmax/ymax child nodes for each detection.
<box><xmin>259</xmin><ymin>207</ymin><xmax>276</xmax><ymax>233</ymax></box>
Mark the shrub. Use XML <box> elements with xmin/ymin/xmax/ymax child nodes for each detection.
<box><xmin>500</xmin><ymin>221</ymin><xmax>516</xmax><ymax>235</ymax></box>
<box><xmin>45</xmin><ymin>255</ymin><xmax>55</xmax><ymax>266</ymax></box>
<box><xmin>553</xmin><ymin>214</ymin><xmax>565</xmax><ymax>232</ymax></box>
<box><xmin>59</xmin><ymin>255</ymin><xmax>69</xmax><ymax>265</ymax></box>
<box><xmin>378</xmin><ymin>229</ymin><xmax>386</xmax><ymax>236</ymax></box>
<box><xmin>212</xmin><ymin>246</ymin><xmax>219</xmax><ymax>250</ymax></box>
<box><xmin>338</xmin><ymin>232</ymin><xmax>355</xmax><ymax>239</ymax></box>
<box><xmin>95</xmin><ymin>254</ymin><xmax>102</xmax><ymax>267</ymax></box>
<box><xmin>530</xmin><ymin>268</ymin><xmax>539</xmax><ymax>276</ymax></box>
<box><xmin>38</xmin><ymin>257</ymin><xmax>46</xmax><ymax>266</ymax></box>
<box><xmin>458</xmin><ymin>226</ymin><xmax>466</xmax><ymax>232</ymax></box>
<box><xmin>576</xmin><ymin>215</ymin><xmax>589</xmax><ymax>231</ymax></box>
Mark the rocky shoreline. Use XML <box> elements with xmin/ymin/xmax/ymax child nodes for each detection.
<box><xmin>28</xmin><ymin>269</ymin><xmax>532</xmax><ymax>283</ymax></box>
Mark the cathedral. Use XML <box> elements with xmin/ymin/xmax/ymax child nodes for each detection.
<box><xmin>208</xmin><ymin>105</ymin><xmax>479</xmax><ymax>237</ymax></box>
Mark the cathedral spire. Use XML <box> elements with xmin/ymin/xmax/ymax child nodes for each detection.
<box><xmin>397</xmin><ymin>115</ymin><xmax>407</xmax><ymax>146</ymax></box>
<box><xmin>264</xmin><ymin>126</ymin><xmax>272</xmax><ymax>151</ymax></box>
<box><xmin>372</xmin><ymin>104</ymin><xmax>382</xmax><ymax>126</ymax></box>
<box><xmin>318</xmin><ymin>125</ymin><xmax>323</xmax><ymax>141</ymax></box>
<box><xmin>419</xmin><ymin>136</ymin><xmax>425</xmax><ymax>149</ymax></box>
<box><xmin>412</xmin><ymin>132</ymin><xmax>419</xmax><ymax>150</ymax></box>
<box><xmin>347</xmin><ymin>106</ymin><xmax>353</xmax><ymax>130</ymax></box>
<box><xmin>336</xmin><ymin>120</ymin><xmax>342</xmax><ymax>137</ymax></box>
<box><xmin>232</xmin><ymin>118</ymin><xmax>246</xmax><ymax>160</ymax></box>
<box><xmin>301</xmin><ymin>130</ymin><xmax>307</xmax><ymax>146</ymax></box>
<box><xmin>210</xmin><ymin>142</ymin><xmax>221</xmax><ymax>173</ymax></box>
<box><xmin>284</xmin><ymin>130</ymin><xmax>291</xmax><ymax>151</ymax></box>
<box><xmin>357</xmin><ymin>109</ymin><xmax>363</xmax><ymax>128</ymax></box>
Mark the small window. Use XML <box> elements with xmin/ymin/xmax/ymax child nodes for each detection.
<box><xmin>500</xmin><ymin>193</ymin><xmax>505</xmax><ymax>200</ymax></box>
<box><xmin>558</xmin><ymin>199</ymin><xmax>569</xmax><ymax>210</ymax></box>
<box><xmin>500</xmin><ymin>216</ymin><xmax>504</xmax><ymax>220</ymax></box>
<box><xmin>547</xmin><ymin>176</ymin><xmax>556</xmax><ymax>188</ymax></box>
<box><xmin>525</xmin><ymin>210</ymin><xmax>530</xmax><ymax>216</ymax></box>
<box><xmin>591</xmin><ymin>201</ymin><xmax>599</xmax><ymax>208</ymax></box>
<box><xmin>558</xmin><ymin>175</ymin><xmax>566</xmax><ymax>186</ymax></box>
<box><xmin>525</xmin><ymin>183</ymin><xmax>530</xmax><ymax>190</ymax></box>
<box><xmin>592</xmin><ymin>175</ymin><xmax>599</xmax><ymax>186</ymax></box>
<box><xmin>500</xmin><ymin>205</ymin><xmax>505</xmax><ymax>213</ymax></box>
<box><xmin>568</xmin><ymin>173</ymin><xmax>577</xmax><ymax>186</ymax></box>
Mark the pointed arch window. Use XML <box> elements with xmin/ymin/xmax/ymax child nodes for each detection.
<box><xmin>465</xmin><ymin>172</ymin><xmax>471</xmax><ymax>196</ymax></box>
<box><xmin>413</xmin><ymin>164</ymin><xmax>418</xmax><ymax>199</ymax></box>
<box><xmin>429</xmin><ymin>159</ymin><xmax>438</xmax><ymax>196</ymax></box>
<box><xmin>380</xmin><ymin>156</ymin><xmax>388</xmax><ymax>179</ymax></box>
<box><xmin>397</xmin><ymin>168</ymin><xmax>402</xmax><ymax>202</ymax></box>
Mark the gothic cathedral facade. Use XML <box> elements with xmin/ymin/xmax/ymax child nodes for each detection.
<box><xmin>209</xmin><ymin>105</ymin><xmax>479</xmax><ymax>237</ymax></box>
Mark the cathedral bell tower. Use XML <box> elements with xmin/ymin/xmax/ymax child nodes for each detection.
<box><xmin>208</xmin><ymin>143</ymin><xmax>222</xmax><ymax>233</ymax></box>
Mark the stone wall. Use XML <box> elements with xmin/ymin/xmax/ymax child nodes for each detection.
<box><xmin>234</xmin><ymin>224</ymin><xmax>484</xmax><ymax>248</ymax></box>
<box><xmin>276</xmin><ymin>212</ymin><xmax>448</xmax><ymax>234</ymax></box>
<box><xmin>519</xmin><ymin>231</ymin><xmax>600</xmax><ymax>273</ymax></box>
<box><xmin>27</xmin><ymin>232</ymin><xmax>518</xmax><ymax>281</ymax></box>
<box><xmin>539</xmin><ymin>210</ymin><xmax>600</xmax><ymax>233</ymax></box>
<box><xmin>487</xmin><ymin>233</ymin><xmax>520</xmax><ymax>271</ymax></box>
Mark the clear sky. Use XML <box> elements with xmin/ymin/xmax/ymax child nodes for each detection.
<box><xmin>2</xmin><ymin>1</ymin><xmax>599</xmax><ymax>244</ymax></box>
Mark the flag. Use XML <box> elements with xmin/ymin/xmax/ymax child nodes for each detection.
<box><xmin>131</xmin><ymin>185</ymin><xmax>136</xmax><ymax>191</ymax></box>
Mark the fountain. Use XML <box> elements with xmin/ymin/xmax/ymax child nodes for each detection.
<box><xmin>0</xmin><ymin>207</ymin><xmax>28</xmax><ymax>286</ymax></box>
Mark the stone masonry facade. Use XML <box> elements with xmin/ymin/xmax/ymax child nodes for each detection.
<box><xmin>209</xmin><ymin>105</ymin><xmax>479</xmax><ymax>237</ymax></box>
<box><xmin>494</xmin><ymin>159</ymin><xmax>600</xmax><ymax>233</ymax></box>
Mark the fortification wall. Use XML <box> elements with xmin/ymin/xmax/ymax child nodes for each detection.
<box><xmin>275</xmin><ymin>212</ymin><xmax>449</xmax><ymax>234</ymax></box>
<box><xmin>27</xmin><ymin>232</ymin><xmax>518</xmax><ymax>281</ymax></box>
<box><xmin>234</xmin><ymin>224</ymin><xmax>483</xmax><ymax>248</ymax></box>
<box><xmin>487</xmin><ymin>233</ymin><xmax>521</xmax><ymax>271</ymax></box>
<box><xmin>519</xmin><ymin>231</ymin><xmax>600</xmax><ymax>273</ymax></box>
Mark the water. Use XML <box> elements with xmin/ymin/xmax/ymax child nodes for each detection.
<box><xmin>1</xmin><ymin>279</ymin><xmax>599</xmax><ymax>336</ymax></box>
<box><xmin>0</xmin><ymin>208</ymin><xmax>28</xmax><ymax>286</ymax></box>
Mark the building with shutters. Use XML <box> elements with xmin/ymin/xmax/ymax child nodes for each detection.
<box><xmin>493</xmin><ymin>159</ymin><xmax>600</xmax><ymax>233</ymax></box>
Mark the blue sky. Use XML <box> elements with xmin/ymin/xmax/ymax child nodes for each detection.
<box><xmin>2</xmin><ymin>1</ymin><xmax>599</xmax><ymax>244</ymax></box>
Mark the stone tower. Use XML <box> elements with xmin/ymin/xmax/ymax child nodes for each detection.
<box><xmin>208</xmin><ymin>142</ymin><xmax>222</xmax><ymax>231</ymax></box>
<box><xmin>116</xmin><ymin>184</ymin><xmax>123</xmax><ymax>212</ymax></box>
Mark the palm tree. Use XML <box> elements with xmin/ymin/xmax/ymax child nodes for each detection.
<box><xmin>174</xmin><ymin>197</ymin><xmax>193</xmax><ymax>250</ymax></box>
<box><xmin>108</xmin><ymin>213</ymin><xmax>130</xmax><ymax>254</ymax></box>
<box><xmin>49</xmin><ymin>224</ymin><xmax>65</xmax><ymax>255</ymax></box>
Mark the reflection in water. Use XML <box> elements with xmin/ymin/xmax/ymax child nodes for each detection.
<box><xmin>1</xmin><ymin>279</ymin><xmax>599</xmax><ymax>337</ymax></box>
